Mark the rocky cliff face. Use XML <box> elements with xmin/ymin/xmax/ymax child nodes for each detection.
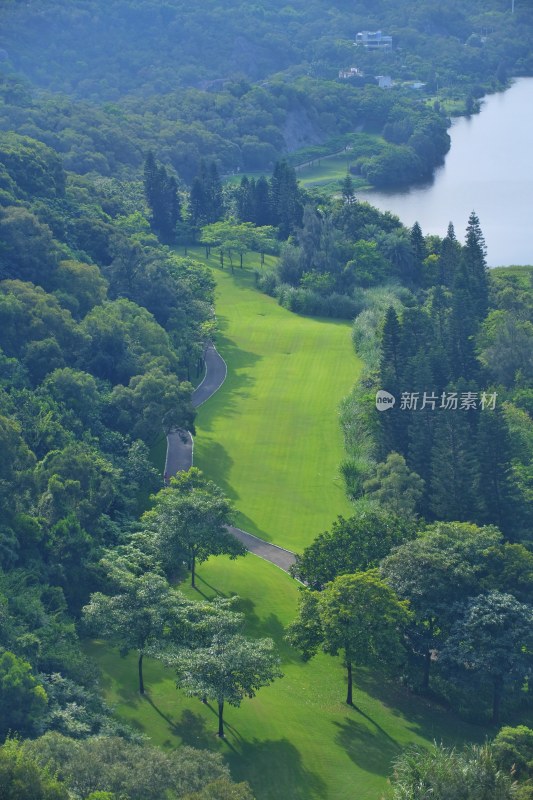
<box><xmin>282</xmin><ymin>105</ymin><xmax>324</xmax><ymax>152</ymax></box>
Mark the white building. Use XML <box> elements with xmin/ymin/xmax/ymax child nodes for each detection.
<box><xmin>338</xmin><ymin>66</ymin><xmax>363</xmax><ymax>79</ymax></box>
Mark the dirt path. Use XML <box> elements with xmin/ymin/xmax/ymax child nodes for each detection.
<box><xmin>165</xmin><ymin>343</ymin><xmax>297</xmax><ymax>573</ymax></box>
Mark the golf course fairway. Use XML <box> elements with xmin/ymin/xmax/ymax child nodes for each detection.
<box><xmin>87</xmin><ymin>555</ymin><xmax>486</xmax><ymax>800</ymax></box>
<box><xmin>89</xmin><ymin>249</ymin><xmax>491</xmax><ymax>800</ymax></box>
<box><xmin>190</xmin><ymin>248</ymin><xmax>358</xmax><ymax>552</ymax></box>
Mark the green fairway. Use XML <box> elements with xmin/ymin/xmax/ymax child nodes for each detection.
<box><xmin>295</xmin><ymin>153</ymin><xmax>367</xmax><ymax>193</ymax></box>
<box><xmin>187</xmin><ymin>247</ymin><xmax>359</xmax><ymax>552</ymax></box>
<box><xmin>87</xmin><ymin>556</ymin><xmax>489</xmax><ymax>800</ymax></box>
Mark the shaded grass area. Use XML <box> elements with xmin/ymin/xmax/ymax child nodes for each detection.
<box><xmin>224</xmin><ymin>133</ymin><xmax>382</xmax><ymax>197</ymax></box>
<box><xmin>87</xmin><ymin>556</ymin><xmax>490</xmax><ymax>800</ymax></box>
<box><xmin>185</xmin><ymin>247</ymin><xmax>359</xmax><ymax>552</ymax></box>
<box><xmin>295</xmin><ymin>153</ymin><xmax>369</xmax><ymax>195</ymax></box>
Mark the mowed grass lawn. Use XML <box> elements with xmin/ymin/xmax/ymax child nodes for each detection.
<box><xmin>187</xmin><ymin>247</ymin><xmax>359</xmax><ymax>552</ymax></box>
<box><xmin>295</xmin><ymin>153</ymin><xmax>367</xmax><ymax>193</ymax></box>
<box><xmin>87</xmin><ymin>556</ymin><xmax>488</xmax><ymax>800</ymax></box>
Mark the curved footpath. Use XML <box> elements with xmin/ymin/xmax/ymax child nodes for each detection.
<box><xmin>165</xmin><ymin>343</ymin><xmax>297</xmax><ymax>573</ymax></box>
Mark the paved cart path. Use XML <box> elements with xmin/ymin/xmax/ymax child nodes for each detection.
<box><xmin>165</xmin><ymin>344</ymin><xmax>297</xmax><ymax>573</ymax></box>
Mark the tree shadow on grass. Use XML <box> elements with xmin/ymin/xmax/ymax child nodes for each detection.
<box><xmin>232</xmin><ymin>597</ymin><xmax>300</xmax><ymax>664</ymax></box>
<box><xmin>228</xmin><ymin>739</ymin><xmax>327</xmax><ymax>800</ymax></box>
<box><xmin>333</xmin><ymin>715</ymin><xmax>401</xmax><ymax>777</ymax></box>
<box><xmin>194</xmin><ymin>573</ymin><xmax>229</xmax><ymax>598</ymax></box>
<box><xmin>196</xmin><ymin>331</ymin><xmax>261</xmax><ymax>434</ymax></box>
<box><xmin>352</xmin><ymin>669</ymin><xmax>487</xmax><ymax>743</ymax></box>
<box><xmin>144</xmin><ymin>696</ymin><xmax>215</xmax><ymax>749</ymax></box>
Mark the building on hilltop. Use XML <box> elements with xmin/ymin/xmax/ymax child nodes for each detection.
<box><xmin>355</xmin><ymin>31</ymin><xmax>392</xmax><ymax>49</ymax></box>
<box><xmin>338</xmin><ymin>66</ymin><xmax>363</xmax><ymax>79</ymax></box>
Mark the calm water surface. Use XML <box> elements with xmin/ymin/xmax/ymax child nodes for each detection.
<box><xmin>361</xmin><ymin>77</ymin><xmax>533</xmax><ymax>266</ymax></box>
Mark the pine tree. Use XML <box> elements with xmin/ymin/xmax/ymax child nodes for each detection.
<box><xmin>430</xmin><ymin>409</ymin><xmax>480</xmax><ymax>521</ymax></box>
<box><xmin>380</xmin><ymin>306</ymin><xmax>401</xmax><ymax>384</ymax></box>
<box><xmin>448</xmin><ymin>262</ymin><xmax>479</xmax><ymax>380</ymax></box>
<box><xmin>237</xmin><ymin>176</ymin><xmax>255</xmax><ymax>222</ymax></box>
<box><xmin>270</xmin><ymin>161</ymin><xmax>303</xmax><ymax>238</ymax></box>
<box><xmin>188</xmin><ymin>176</ymin><xmax>207</xmax><ymax>227</ymax></box>
<box><xmin>340</xmin><ymin>174</ymin><xmax>356</xmax><ymax>204</ymax></box>
<box><xmin>410</xmin><ymin>221</ymin><xmax>426</xmax><ymax>287</ymax></box>
<box><xmin>379</xmin><ymin>306</ymin><xmax>408</xmax><ymax>458</ymax></box>
<box><xmin>207</xmin><ymin>162</ymin><xmax>223</xmax><ymax>223</ymax></box>
<box><xmin>143</xmin><ymin>152</ymin><xmax>181</xmax><ymax>243</ymax></box>
<box><xmin>189</xmin><ymin>161</ymin><xmax>223</xmax><ymax>226</ymax></box>
<box><xmin>463</xmin><ymin>211</ymin><xmax>489</xmax><ymax>319</ymax></box>
<box><xmin>253</xmin><ymin>175</ymin><xmax>272</xmax><ymax>226</ymax></box>
<box><xmin>439</xmin><ymin>222</ymin><xmax>460</xmax><ymax>286</ymax></box>
<box><xmin>406</xmin><ymin>351</ymin><xmax>436</xmax><ymax>516</ymax></box>
<box><xmin>143</xmin><ymin>150</ymin><xmax>159</xmax><ymax>212</ymax></box>
<box><xmin>476</xmin><ymin>407</ymin><xmax>524</xmax><ymax>539</ymax></box>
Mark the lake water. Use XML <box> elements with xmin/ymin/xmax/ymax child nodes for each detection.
<box><xmin>360</xmin><ymin>77</ymin><xmax>533</xmax><ymax>267</ymax></box>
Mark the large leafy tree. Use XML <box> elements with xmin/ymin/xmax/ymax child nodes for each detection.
<box><xmin>110</xmin><ymin>367</ymin><xmax>195</xmax><ymax>443</ymax></box>
<box><xmin>0</xmin><ymin>738</ymin><xmax>69</xmax><ymax>800</ymax></box>
<box><xmin>25</xmin><ymin>732</ymin><xmax>251</xmax><ymax>800</ymax></box>
<box><xmin>0</xmin><ymin>651</ymin><xmax>48</xmax><ymax>739</ymax></box>
<box><xmin>175</xmin><ymin>632</ymin><xmax>282</xmax><ymax>737</ymax></box>
<box><xmin>287</xmin><ymin>571</ymin><xmax>410</xmax><ymax>705</ymax></box>
<box><xmin>142</xmin><ymin>468</ymin><xmax>246</xmax><ymax>587</ymax></box>
<box><xmin>440</xmin><ymin>591</ymin><xmax>533</xmax><ymax>724</ymax></box>
<box><xmin>290</xmin><ymin>510</ymin><xmax>415</xmax><ymax>589</ymax></box>
<box><xmin>380</xmin><ymin>522</ymin><xmax>503</xmax><ymax>690</ymax></box>
<box><xmin>83</xmin><ymin>570</ymin><xmax>188</xmax><ymax>694</ymax></box>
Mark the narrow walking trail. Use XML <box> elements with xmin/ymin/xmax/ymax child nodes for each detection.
<box><xmin>165</xmin><ymin>343</ymin><xmax>297</xmax><ymax>573</ymax></box>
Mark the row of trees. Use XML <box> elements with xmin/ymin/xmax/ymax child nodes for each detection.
<box><xmin>372</xmin><ymin>216</ymin><xmax>531</xmax><ymax>538</ymax></box>
<box><xmin>83</xmin><ymin>469</ymin><xmax>282</xmax><ymax>738</ymax></box>
<box><xmin>0</xmin><ymin>734</ymin><xmax>254</xmax><ymax>799</ymax></box>
<box><xmin>290</xmin><ymin>518</ymin><xmax>533</xmax><ymax>724</ymax></box>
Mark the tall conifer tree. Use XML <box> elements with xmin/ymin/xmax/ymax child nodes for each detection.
<box><xmin>463</xmin><ymin>211</ymin><xmax>489</xmax><ymax>319</ymax></box>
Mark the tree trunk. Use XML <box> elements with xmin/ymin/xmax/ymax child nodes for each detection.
<box><xmin>240</xmin><ymin>252</ymin><xmax>243</xmax><ymax>268</ymax></box>
<box><xmin>191</xmin><ymin>551</ymin><xmax>196</xmax><ymax>588</ymax></box>
<box><xmin>261</xmin><ymin>251</ymin><xmax>265</xmax><ymax>265</ymax></box>
<box><xmin>422</xmin><ymin>647</ymin><xmax>431</xmax><ymax>691</ymax></box>
<box><xmin>218</xmin><ymin>699</ymin><xmax>225</xmax><ymax>737</ymax></box>
<box><xmin>346</xmin><ymin>660</ymin><xmax>353</xmax><ymax>705</ymax></box>
<box><xmin>492</xmin><ymin>675</ymin><xmax>504</xmax><ymax>725</ymax></box>
<box><xmin>138</xmin><ymin>652</ymin><xmax>145</xmax><ymax>695</ymax></box>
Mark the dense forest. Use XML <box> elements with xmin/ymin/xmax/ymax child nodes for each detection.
<box><xmin>1</xmin><ymin>1</ymin><xmax>533</xmax><ymax>799</ymax></box>
<box><xmin>0</xmin><ymin>0</ymin><xmax>532</xmax><ymax>183</ymax></box>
